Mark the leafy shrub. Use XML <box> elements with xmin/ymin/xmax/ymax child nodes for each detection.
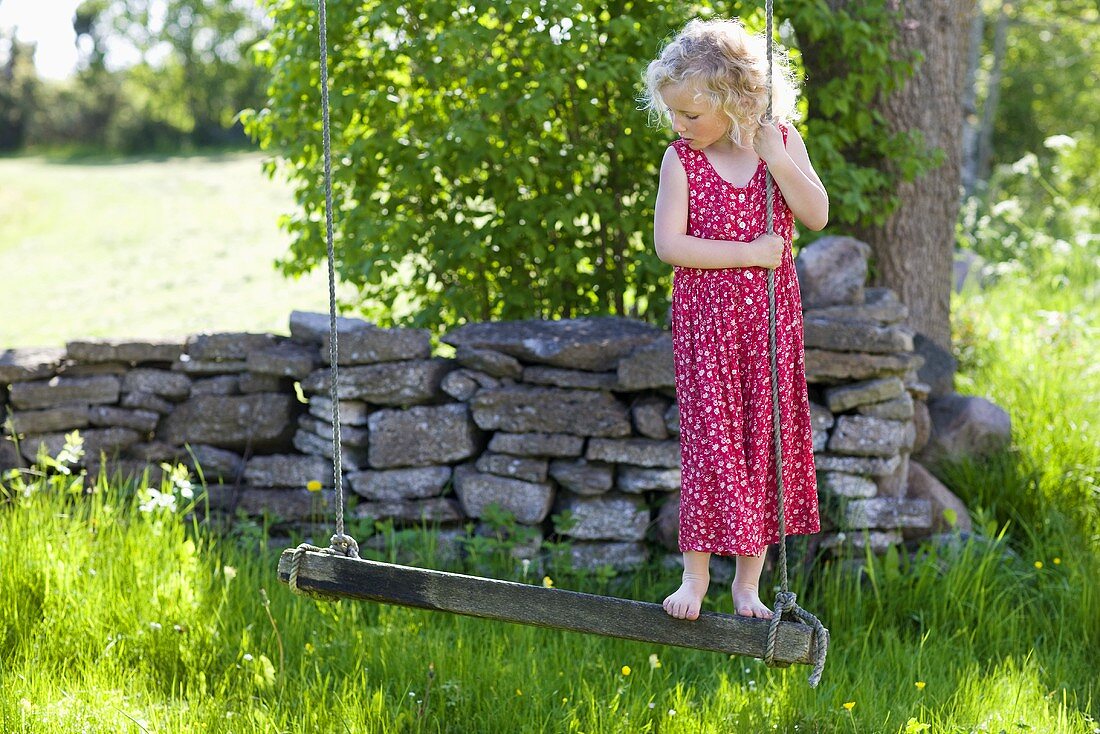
<box><xmin>245</xmin><ymin>1</ymin><xmax>929</xmax><ymax>331</ymax></box>
<box><xmin>958</xmin><ymin>133</ymin><xmax>1098</xmax><ymax>281</ymax></box>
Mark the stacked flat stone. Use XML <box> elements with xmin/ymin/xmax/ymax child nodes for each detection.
<box><xmin>1</xmin><ymin>236</ymin><xmax>988</xmax><ymax>570</ymax></box>
<box><xmin>292</xmin><ymin>310</ymin><xmax>470</xmax><ymax>529</ymax></box>
<box><xmin>0</xmin><ymin>334</ymin><xmax>318</xmax><ymax>520</ymax></box>
<box><xmin>443</xmin><ymin>316</ymin><xmax>679</xmax><ymax>572</ymax></box>
<box><xmin>794</xmin><ymin>236</ymin><xmax>935</xmax><ymax>553</ymax></box>
<box><xmin>2</xmin><ymin>341</ymin><xmax>183</xmax><ymax>485</ymax></box>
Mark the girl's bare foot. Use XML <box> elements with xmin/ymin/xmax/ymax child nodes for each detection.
<box><xmin>663</xmin><ymin>572</ymin><xmax>710</xmax><ymax>620</ymax></box>
<box><xmin>731</xmin><ymin>581</ymin><xmax>773</xmax><ymax>619</ymax></box>
<box><xmin>732</xmin><ymin>551</ymin><xmax>773</xmax><ymax>618</ymax></box>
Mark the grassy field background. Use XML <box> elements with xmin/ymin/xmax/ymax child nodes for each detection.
<box><xmin>0</xmin><ymin>153</ymin><xmax>344</xmax><ymax>347</ymax></box>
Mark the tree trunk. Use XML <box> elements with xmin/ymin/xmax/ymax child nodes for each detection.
<box><xmin>797</xmin><ymin>0</ymin><xmax>976</xmax><ymax>394</ymax></box>
<box><xmin>859</xmin><ymin>1</ymin><xmax>975</xmax><ymax>357</ymax></box>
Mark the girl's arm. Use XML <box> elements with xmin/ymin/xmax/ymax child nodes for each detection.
<box><xmin>756</xmin><ymin>123</ymin><xmax>829</xmax><ymax>231</ymax></box>
<box><xmin>654</xmin><ymin>147</ymin><xmax>776</xmax><ymax>269</ymax></box>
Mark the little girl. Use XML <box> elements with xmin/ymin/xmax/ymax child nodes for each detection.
<box><xmin>643</xmin><ymin>18</ymin><xmax>828</xmax><ymax>621</ymax></box>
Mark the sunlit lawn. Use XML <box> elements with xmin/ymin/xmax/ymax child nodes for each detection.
<box><xmin>0</xmin><ymin>152</ymin><xmax>345</xmax><ymax>347</ymax></box>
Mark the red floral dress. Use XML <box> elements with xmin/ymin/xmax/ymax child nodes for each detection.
<box><xmin>669</xmin><ymin>129</ymin><xmax>820</xmax><ymax>557</ymax></box>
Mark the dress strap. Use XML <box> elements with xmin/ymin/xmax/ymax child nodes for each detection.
<box><xmin>670</xmin><ymin>139</ymin><xmax>702</xmax><ymax>175</ymax></box>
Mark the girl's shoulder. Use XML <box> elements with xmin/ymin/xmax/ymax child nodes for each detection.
<box><xmin>668</xmin><ymin>137</ymin><xmax>698</xmax><ymax>166</ymax></box>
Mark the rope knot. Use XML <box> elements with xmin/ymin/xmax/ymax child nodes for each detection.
<box><xmin>773</xmin><ymin>591</ymin><xmax>797</xmax><ymax>614</ymax></box>
<box><xmin>330</xmin><ymin>533</ymin><xmax>360</xmax><ymax>558</ymax></box>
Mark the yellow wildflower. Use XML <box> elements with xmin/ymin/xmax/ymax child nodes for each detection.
<box><xmin>621</xmin><ymin>665</ymin><xmax>631</xmax><ymax>676</ymax></box>
<box><xmin>542</xmin><ymin>576</ymin><xmax>554</xmax><ymax>588</ymax></box>
<box><xmin>516</xmin><ymin>689</ymin><xmax>522</xmax><ymax>696</ymax></box>
<box><xmin>1053</xmin><ymin>557</ymin><xmax>1061</xmax><ymax>565</ymax></box>
<box><xmin>843</xmin><ymin>701</ymin><xmax>856</xmax><ymax>711</ymax></box>
<box><xmin>306</xmin><ymin>480</ymin><xmax>323</xmax><ymax>492</ymax></box>
<box><xmin>905</xmin><ymin>717</ymin><xmax>931</xmax><ymax>734</ymax></box>
<box><xmin>915</xmin><ymin>681</ymin><xmax>926</xmax><ymax>690</ymax></box>
<box><xmin>1034</xmin><ymin>561</ymin><xmax>1043</xmax><ymax>569</ymax></box>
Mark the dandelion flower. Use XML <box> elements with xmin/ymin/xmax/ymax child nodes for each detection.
<box><xmin>562</xmin><ymin>697</ymin><xmax>568</xmax><ymax>704</ymax></box>
<box><xmin>306</xmin><ymin>480</ymin><xmax>323</xmax><ymax>492</ymax></box>
<box><xmin>915</xmin><ymin>681</ymin><xmax>926</xmax><ymax>690</ymax></box>
<box><xmin>621</xmin><ymin>665</ymin><xmax>631</xmax><ymax>676</ymax></box>
<box><xmin>1053</xmin><ymin>557</ymin><xmax>1061</xmax><ymax>565</ymax></box>
<box><xmin>843</xmin><ymin>701</ymin><xmax>855</xmax><ymax>711</ymax></box>
<box><xmin>649</xmin><ymin>653</ymin><xmax>662</xmax><ymax>669</ymax></box>
<box><xmin>1034</xmin><ymin>561</ymin><xmax>1043</xmax><ymax>569</ymax></box>
<box><xmin>542</xmin><ymin>576</ymin><xmax>554</xmax><ymax>588</ymax></box>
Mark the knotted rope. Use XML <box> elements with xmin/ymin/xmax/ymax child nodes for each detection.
<box><xmin>289</xmin><ymin>0</ymin><xmax>359</xmax><ymax>586</ymax></box>
<box><xmin>760</xmin><ymin>0</ymin><xmax>828</xmax><ymax>688</ymax></box>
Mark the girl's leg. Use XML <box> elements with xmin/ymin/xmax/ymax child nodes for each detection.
<box><xmin>662</xmin><ymin>550</ymin><xmax>711</xmax><ymax>620</ymax></box>
<box><xmin>732</xmin><ymin>549</ymin><xmax>774</xmax><ymax>619</ymax></box>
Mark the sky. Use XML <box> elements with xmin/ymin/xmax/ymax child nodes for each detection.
<box><xmin>0</xmin><ymin>0</ymin><xmax>85</xmax><ymax>79</ymax></box>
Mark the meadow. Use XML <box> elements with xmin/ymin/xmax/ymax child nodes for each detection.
<box><xmin>0</xmin><ymin>154</ymin><xmax>340</xmax><ymax>347</ymax></box>
<box><xmin>0</xmin><ymin>155</ymin><xmax>1097</xmax><ymax>733</ymax></box>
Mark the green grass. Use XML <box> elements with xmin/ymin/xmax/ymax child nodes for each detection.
<box><xmin>2</xmin><ymin>245</ymin><xmax>1098</xmax><ymax>731</ymax></box>
<box><xmin>0</xmin><ymin>153</ymin><xmax>347</xmax><ymax>347</ymax></box>
<box><xmin>0</xmin><ymin>157</ymin><xmax>1097</xmax><ymax>732</ymax></box>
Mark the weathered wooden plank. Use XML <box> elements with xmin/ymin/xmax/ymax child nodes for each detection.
<box><xmin>277</xmin><ymin>549</ymin><xmax>816</xmax><ymax>665</ymax></box>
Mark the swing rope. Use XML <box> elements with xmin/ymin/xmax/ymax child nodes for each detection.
<box><xmin>291</xmin><ymin>0</ymin><xmax>827</xmax><ymax>688</ymax></box>
<box><xmin>761</xmin><ymin>0</ymin><xmax>829</xmax><ymax>688</ymax></box>
<box><xmin>289</xmin><ymin>0</ymin><xmax>358</xmax><ymax>595</ymax></box>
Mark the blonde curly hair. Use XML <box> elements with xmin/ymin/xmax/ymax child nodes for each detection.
<box><xmin>641</xmin><ymin>17</ymin><xmax>801</xmax><ymax>146</ymax></box>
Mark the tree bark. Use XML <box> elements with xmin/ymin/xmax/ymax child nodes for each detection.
<box><xmin>797</xmin><ymin>0</ymin><xmax>976</xmax><ymax>386</ymax></box>
<box><xmin>859</xmin><ymin>0</ymin><xmax>975</xmax><ymax>359</ymax></box>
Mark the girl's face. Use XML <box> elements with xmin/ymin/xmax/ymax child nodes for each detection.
<box><xmin>660</xmin><ymin>83</ymin><xmax>732</xmax><ymax>150</ymax></box>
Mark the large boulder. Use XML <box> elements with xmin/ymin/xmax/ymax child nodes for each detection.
<box><xmin>906</xmin><ymin>460</ymin><xmax>972</xmax><ymax>533</ymax></box>
<box><xmin>917</xmin><ymin>393</ymin><xmax>1012</xmax><ymax>466</ymax></box>
<box><xmin>913</xmin><ymin>333</ymin><xmax>957</xmax><ymax>400</ymax></box>
<box><xmin>794</xmin><ymin>235</ymin><xmax>871</xmax><ymax>308</ymax></box>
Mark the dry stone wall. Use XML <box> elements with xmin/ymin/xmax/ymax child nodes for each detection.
<box><xmin>0</xmin><ymin>237</ymin><xmax>963</xmax><ymax>570</ymax></box>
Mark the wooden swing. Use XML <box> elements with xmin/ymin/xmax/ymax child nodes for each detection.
<box><xmin>279</xmin><ymin>0</ymin><xmax>828</xmax><ymax>687</ymax></box>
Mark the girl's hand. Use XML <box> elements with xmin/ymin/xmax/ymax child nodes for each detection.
<box><xmin>749</xmin><ymin>232</ymin><xmax>784</xmax><ymax>269</ymax></box>
<box><xmin>752</xmin><ymin>121</ymin><xmax>786</xmax><ymax>165</ymax></box>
